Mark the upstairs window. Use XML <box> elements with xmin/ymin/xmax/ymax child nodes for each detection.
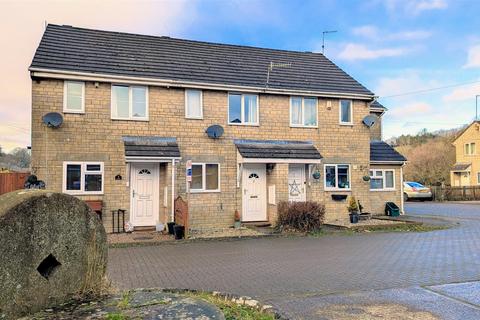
<box><xmin>339</xmin><ymin>100</ymin><xmax>353</xmax><ymax>125</ymax></box>
<box><xmin>185</xmin><ymin>89</ymin><xmax>203</xmax><ymax>119</ymax></box>
<box><xmin>465</xmin><ymin>142</ymin><xmax>476</xmax><ymax>155</ymax></box>
<box><xmin>63</xmin><ymin>81</ymin><xmax>85</xmax><ymax>113</ymax></box>
<box><xmin>63</xmin><ymin>162</ymin><xmax>103</xmax><ymax>195</ymax></box>
<box><xmin>228</xmin><ymin>93</ymin><xmax>258</xmax><ymax>125</ymax></box>
<box><xmin>111</xmin><ymin>85</ymin><xmax>148</xmax><ymax>120</ymax></box>
<box><xmin>190</xmin><ymin>163</ymin><xmax>220</xmax><ymax>192</ymax></box>
<box><xmin>290</xmin><ymin>97</ymin><xmax>317</xmax><ymax>127</ymax></box>
<box><xmin>370</xmin><ymin>169</ymin><xmax>395</xmax><ymax>190</ymax></box>
<box><xmin>324</xmin><ymin>164</ymin><xmax>350</xmax><ymax>190</ymax></box>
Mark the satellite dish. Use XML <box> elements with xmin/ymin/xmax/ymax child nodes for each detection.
<box><xmin>42</xmin><ymin>112</ymin><xmax>63</xmax><ymax>128</ymax></box>
<box><xmin>362</xmin><ymin>115</ymin><xmax>378</xmax><ymax>128</ymax></box>
<box><xmin>205</xmin><ymin>125</ymin><xmax>224</xmax><ymax>139</ymax></box>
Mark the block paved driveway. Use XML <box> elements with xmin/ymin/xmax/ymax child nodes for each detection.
<box><xmin>108</xmin><ymin>202</ymin><xmax>480</xmax><ymax>319</ymax></box>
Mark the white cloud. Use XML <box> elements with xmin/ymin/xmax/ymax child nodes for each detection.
<box><xmin>443</xmin><ymin>82</ymin><xmax>480</xmax><ymax>102</ymax></box>
<box><xmin>352</xmin><ymin>25</ymin><xmax>431</xmax><ymax>41</ymax></box>
<box><xmin>388</xmin><ymin>102</ymin><xmax>432</xmax><ymax>118</ymax></box>
<box><xmin>413</xmin><ymin>0</ymin><xmax>448</xmax><ymax>13</ymax></box>
<box><xmin>463</xmin><ymin>45</ymin><xmax>480</xmax><ymax>68</ymax></box>
<box><xmin>375</xmin><ymin>72</ymin><xmax>441</xmax><ymax>98</ymax></box>
<box><xmin>382</xmin><ymin>0</ymin><xmax>448</xmax><ymax>15</ymax></box>
<box><xmin>337</xmin><ymin>43</ymin><xmax>409</xmax><ymax>61</ymax></box>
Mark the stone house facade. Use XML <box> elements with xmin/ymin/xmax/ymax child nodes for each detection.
<box><xmin>30</xmin><ymin>25</ymin><xmax>406</xmax><ymax>232</ymax></box>
<box><xmin>450</xmin><ymin>121</ymin><xmax>480</xmax><ymax>186</ymax></box>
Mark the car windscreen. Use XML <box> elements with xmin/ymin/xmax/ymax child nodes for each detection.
<box><xmin>407</xmin><ymin>182</ymin><xmax>425</xmax><ymax>188</ymax></box>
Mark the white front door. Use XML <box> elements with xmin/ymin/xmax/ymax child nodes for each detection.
<box><xmin>130</xmin><ymin>163</ymin><xmax>159</xmax><ymax>226</ymax></box>
<box><xmin>288</xmin><ymin>164</ymin><xmax>306</xmax><ymax>202</ymax></box>
<box><xmin>242</xmin><ymin>164</ymin><xmax>267</xmax><ymax>221</ymax></box>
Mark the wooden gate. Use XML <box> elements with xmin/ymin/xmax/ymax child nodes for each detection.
<box><xmin>174</xmin><ymin>196</ymin><xmax>189</xmax><ymax>235</ymax></box>
<box><xmin>0</xmin><ymin>172</ymin><xmax>29</xmax><ymax>195</ymax></box>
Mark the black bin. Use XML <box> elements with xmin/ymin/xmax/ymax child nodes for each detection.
<box><xmin>174</xmin><ymin>225</ymin><xmax>185</xmax><ymax>240</ymax></box>
<box><xmin>167</xmin><ymin>222</ymin><xmax>176</xmax><ymax>234</ymax></box>
<box><xmin>385</xmin><ymin>202</ymin><xmax>400</xmax><ymax>217</ymax></box>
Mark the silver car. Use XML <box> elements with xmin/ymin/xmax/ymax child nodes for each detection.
<box><xmin>403</xmin><ymin>182</ymin><xmax>432</xmax><ymax>201</ymax></box>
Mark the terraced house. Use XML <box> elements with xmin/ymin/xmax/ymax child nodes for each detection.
<box><xmin>30</xmin><ymin>25</ymin><xmax>406</xmax><ymax>232</ymax></box>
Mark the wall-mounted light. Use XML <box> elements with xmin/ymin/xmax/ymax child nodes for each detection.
<box><xmin>94</xmin><ymin>81</ymin><xmax>100</xmax><ymax>88</ymax></box>
<box><xmin>266</xmin><ymin>163</ymin><xmax>275</xmax><ymax>174</ymax></box>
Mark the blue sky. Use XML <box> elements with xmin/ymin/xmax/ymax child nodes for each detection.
<box><xmin>1</xmin><ymin>0</ymin><xmax>480</xmax><ymax>151</ymax></box>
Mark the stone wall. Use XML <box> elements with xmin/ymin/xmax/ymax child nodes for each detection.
<box><xmin>32</xmin><ymin>78</ymin><xmax>392</xmax><ymax>231</ymax></box>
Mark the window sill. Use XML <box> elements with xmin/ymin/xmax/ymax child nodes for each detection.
<box><xmin>63</xmin><ymin>110</ymin><xmax>85</xmax><ymax>114</ymax></box>
<box><xmin>64</xmin><ymin>191</ymin><xmax>104</xmax><ymax>196</ymax></box>
<box><xmin>111</xmin><ymin>117</ymin><xmax>149</xmax><ymax>122</ymax></box>
<box><xmin>189</xmin><ymin>190</ymin><xmax>221</xmax><ymax>193</ymax></box>
<box><xmin>228</xmin><ymin>123</ymin><xmax>259</xmax><ymax>127</ymax></box>
<box><xmin>290</xmin><ymin>125</ymin><xmax>318</xmax><ymax>128</ymax></box>
<box><xmin>339</xmin><ymin>122</ymin><xmax>354</xmax><ymax>126</ymax></box>
<box><xmin>324</xmin><ymin>188</ymin><xmax>351</xmax><ymax>192</ymax></box>
<box><xmin>370</xmin><ymin>189</ymin><xmax>396</xmax><ymax>192</ymax></box>
<box><xmin>185</xmin><ymin>116</ymin><xmax>204</xmax><ymax>120</ymax></box>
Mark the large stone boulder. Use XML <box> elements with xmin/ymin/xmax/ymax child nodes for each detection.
<box><xmin>0</xmin><ymin>190</ymin><xmax>107</xmax><ymax>318</ymax></box>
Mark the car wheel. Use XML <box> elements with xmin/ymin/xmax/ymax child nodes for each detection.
<box><xmin>404</xmin><ymin>193</ymin><xmax>409</xmax><ymax>201</ymax></box>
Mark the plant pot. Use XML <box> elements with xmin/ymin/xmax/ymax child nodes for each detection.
<box><xmin>349</xmin><ymin>212</ymin><xmax>359</xmax><ymax>224</ymax></box>
<box><xmin>174</xmin><ymin>225</ymin><xmax>185</xmax><ymax>240</ymax></box>
<box><xmin>167</xmin><ymin>222</ymin><xmax>176</xmax><ymax>235</ymax></box>
<box><xmin>234</xmin><ymin>221</ymin><xmax>241</xmax><ymax>229</ymax></box>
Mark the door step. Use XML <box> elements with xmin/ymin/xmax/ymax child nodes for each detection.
<box><xmin>133</xmin><ymin>226</ymin><xmax>156</xmax><ymax>232</ymax></box>
<box><xmin>243</xmin><ymin>222</ymin><xmax>278</xmax><ymax>235</ymax></box>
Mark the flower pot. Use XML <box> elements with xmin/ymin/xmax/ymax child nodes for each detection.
<box><xmin>174</xmin><ymin>225</ymin><xmax>185</xmax><ymax>240</ymax></box>
<box><xmin>167</xmin><ymin>222</ymin><xmax>176</xmax><ymax>235</ymax></box>
<box><xmin>234</xmin><ymin>221</ymin><xmax>241</xmax><ymax>229</ymax></box>
<box><xmin>349</xmin><ymin>212</ymin><xmax>359</xmax><ymax>224</ymax></box>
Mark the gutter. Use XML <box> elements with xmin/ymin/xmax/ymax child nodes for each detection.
<box><xmin>29</xmin><ymin>67</ymin><xmax>375</xmax><ymax>101</ymax></box>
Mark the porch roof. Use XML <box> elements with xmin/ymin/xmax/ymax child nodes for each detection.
<box><xmin>451</xmin><ymin>163</ymin><xmax>471</xmax><ymax>172</ymax></box>
<box><xmin>234</xmin><ymin>139</ymin><xmax>322</xmax><ymax>161</ymax></box>
<box><xmin>122</xmin><ymin>136</ymin><xmax>181</xmax><ymax>159</ymax></box>
<box><xmin>370</xmin><ymin>141</ymin><xmax>407</xmax><ymax>163</ymax></box>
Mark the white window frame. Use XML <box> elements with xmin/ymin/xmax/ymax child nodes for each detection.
<box><xmin>290</xmin><ymin>96</ymin><xmax>318</xmax><ymax>128</ymax></box>
<box><xmin>227</xmin><ymin>93</ymin><xmax>259</xmax><ymax>126</ymax></box>
<box><xmin>477</xmin><ymin>172</ymin><xmax>480</xmax><ymax>185</ymax></box>
<box><xmin>111</xmin><ymin>84</ymin><xmax>149</xmax><ymax>121</ymax></box>
<box><xmin>324</xmin><ymin>164</ymin><xmax>351</xmax><ymax>191</ymax></box>
<box><xmin>369</xmin><ymin>169</ymin><xmax>395</xmax><ymax>191</ymax></box>
<box><xmin>189</xmin><ymin>163</ymin><xmax>221</xmax><ymax>193</ymax></box>
<box><xmin>339</xmin><ymin>99</ymin><xmax>353</xmax><ymax>125</ymax></box>
<box><xmin>63</xmin><ymin>80</ymin><xmax>85</xmax><ymax>113</ymax></box>
<box><xmin>62</xmin><ymin>161</ymin><xmax>104</xmax><ymax>195</ymax></box>
<box><xmin>185</xmin><ymin>89</ymin><xmax>203</xmax><ymax>119</ymax></box>
<box><xmin>465</xmin><ymin>142</ymin><xmax>476</xmax><ymax>155</ymax></box>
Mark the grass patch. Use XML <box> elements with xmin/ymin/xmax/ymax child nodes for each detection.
<box><xmin>105</xmin><ymin>313</ymin><xmax>127</xmax><ymax>320</ymax></box>
<box><xmin>188</xmin><ymin>292</ymin><xmax>275</xmax><ymax>320</ymax></box>
<box><xmin>309</xmin><ymin>223</ymin><xmax>450</xmax><ymax>237</ymax></box>
<box><xmin>117</xmin><ymin>291</ymin><xmax>132</xmax><ymax>310</ymax></box>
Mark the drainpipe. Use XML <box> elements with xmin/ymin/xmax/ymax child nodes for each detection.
<box><xmin>400</xmin><ymin>163</ymin><xmax>405</xmax><ymax>214</ymax></box>
<box><xmin>171</xmin><ymin>159</ymin><xmax>176</xmax><ymax>222</ymax></box>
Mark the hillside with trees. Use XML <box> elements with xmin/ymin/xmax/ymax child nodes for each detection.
<box><xmin>391</xmin><ymin>128</ymin><xmax>460</xmax><ymax>186</ymax></box>
<box><xmin>0</xmin><ymin>146</ymin><xmax>31</xmax><ymax>172</ymax></box>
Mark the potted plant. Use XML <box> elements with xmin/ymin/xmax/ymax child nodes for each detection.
<box><xmin>234</xmin><ymin>210</ymin><xmax>241</xmax><ymax>229</ymax></box>
<box><xmin>347</xmin><ymin>196</ymin><xmax>360</xmax><ymax>224</ymax></box>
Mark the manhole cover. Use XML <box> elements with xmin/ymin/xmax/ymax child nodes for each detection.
<box><xmin>133</xmin><ymin>236</ymin><xmax>154</xmax><ymax>241</ymax></box>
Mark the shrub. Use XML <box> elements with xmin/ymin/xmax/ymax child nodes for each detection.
<box><xmin>277</xmin><ymin>201</ymin><xmax>325</xmax><ymax>232</ymax></box>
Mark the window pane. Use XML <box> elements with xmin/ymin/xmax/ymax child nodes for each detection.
<box><xmin>205</xmin><ymin>164</ymin><xmax>219</xmax><ymax>190</ymax></box>
<box><xmin>291</xmin><ymin>97</ymin><xmax>302</xmax><ymax>125</ymax></box>
<box><xmin>465</xmin><ymin>144</ymin><xmax>469</xmax><ymax>154</ymax></box>
<box><xmin>472</xmin><ymin>143</ymin><xmax>476</xmax><ymax>154</ymax></box>
<box><xmin>340</xmin><ymin>100</ymin><xmax>352</xmax><ymax>123</ymax></box>
<box><xmin>186</xmin><ymin>90</ymin><xmax>202</xmax><ymax>118</ymax></box>
<box><xmin>304</xmin><ymin>98</ymin><xmax>317</xmax><ymax>126</ymax></box>
<box><xmin>112</xmin><ymin>86</ymin><xmax>129</xmax><ymax>118</ymax></box>
<box><xmin>375</xmin><ymin>171</ymin><xmax>383</xmax><ymax>177</ymax></box>
<box><xmin>66</xmin><ymin>164</ymin><xmax>81</xmax><ymax>190</ymax></box>
<box><xmin>229</xmin><ymin>94</ymin><xmax>242</xmax><ymax>123</ymax></box>
<box><xmin>132</xmin><ymin>87</ymin><xmax>146</xmax><ymax>118</ymax></box>
<box><xmin>385</xmin><ymin>171</ymin><xmax>394</xmax><ymax>188</ymax></box>
<box><xmin>191</xmin><ymin>165</ymin><xmax>203</xmax><ymax>189</ymax></box>
<box><xmin>85</xmin><ymin>174</ymin><xmax>102</xmax><ymax>192</ymax></box>
<box><xmin>244</xmin><ymin>95</ymin><xmax>258</xmax><ymax>124</ymax></box>
<box><xmin>66</xmin><ymin>82</ymin><xmax>83</xmax><ymax>110</ymax></box>
<box><xmin>86</xmin><ymin>164</ymin><xmax>101</xmax><ymax>171</ymax></box>
<box><xmin>338</xmin><ymin>165</ymin><xmax>350</xmax><ymax>189</ymax></box>
<box><xmin>370</xmin><ymin>178</ymin><xmax>383</xmax><ymax>189</ymax></box>
<box><xmin>325</xmin><ymin>165</ymin><xmax>336</xmax><ymax>188</ymax></box>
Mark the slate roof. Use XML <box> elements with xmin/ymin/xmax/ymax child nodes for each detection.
<box><xmin>370</xmin><ymin>141</ymin><xmax>407</xmax><ymax>163</ymax></box>
<box><xmin>451</xmin><ymin>163</ymin><xmax>471</xmax><ymax>171</ymax></box>
<box><xmin>30</xmin><ymin>24</ymin><xmax>374</xmax><ymax>97</ymax></box>
<box><xmin>235</xmin><ymin>140</ymin><xmax>322</xmax><ymax>160</ymax></box>
<box><xmin>123</xmin><ymin>136</ymin><xmax>180</xmax><ymax>158</ymax></box>
<box><xmin>370</xmin><ymin>100</ymin><xmax>387</xmax><ymax>111</ymax></box>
